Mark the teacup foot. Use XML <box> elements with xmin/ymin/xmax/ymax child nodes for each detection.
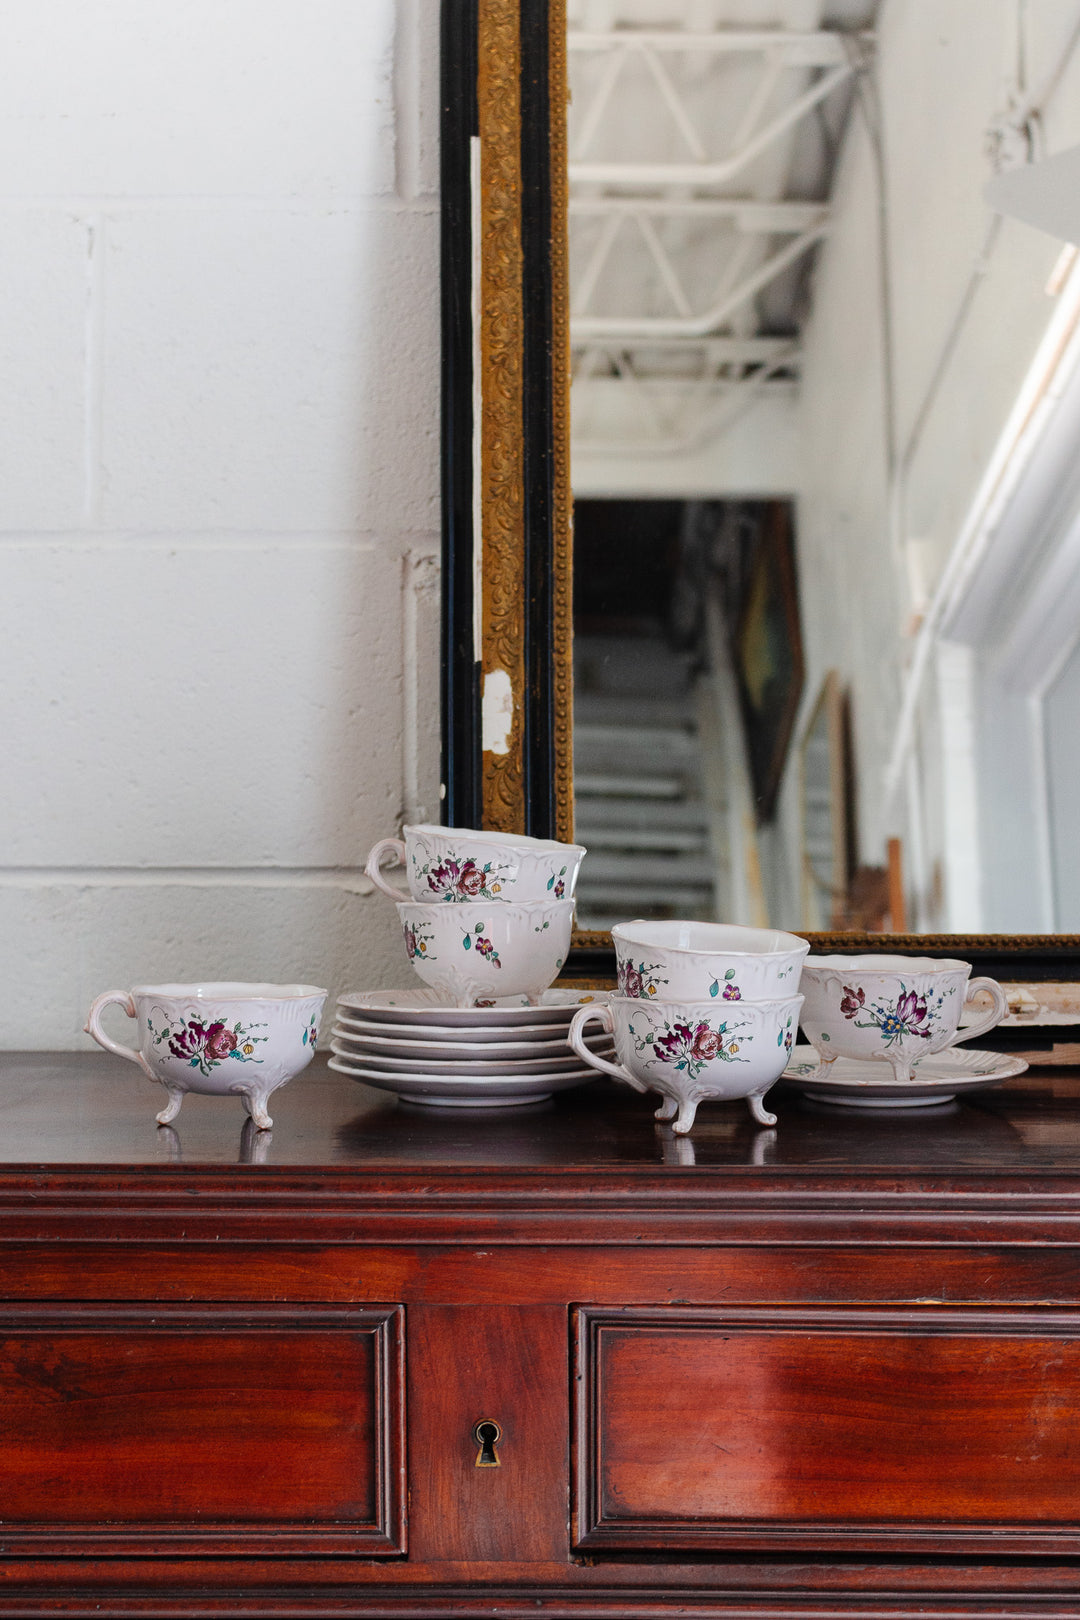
<box><xmin>887</xmin><ymin>1054</ymin><xmax>915</xmax><ymax>1084</ymax></box>
<box><xmin>156</xmin><ymin>1086</ymin><xmax>185</xmax><ymax>1126</ymax></box>
<box><xmin>671</xmin><ymin>1095</ymin><xmax>700</xmax><ymax>1135</ymax></box>
<box><xmin>747</xmin><ymin>1089</ymin><xmax>778</xmax><ymax>1127</ymax></box>
<box><xmin>654</xmin><ymin>1095</ymin><xmax>679</xmax><ymax>1122</ymax></box>
<box><xmin>239</xmin><ymin>1089</ymin><xmax>274</xmax><ymax>1131</ymax></box>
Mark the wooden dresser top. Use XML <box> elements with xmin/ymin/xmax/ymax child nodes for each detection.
<box><xmin>1</xmin><ymin>1052</ymin><xmax>1078</xmax><ymax>1195</ymax></box>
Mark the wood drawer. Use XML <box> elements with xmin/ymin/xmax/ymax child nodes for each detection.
<box><xmin>574</xmin><ymin>1305</ymin><xmax>1080</xmax><ymax>1556</ymax></box>
<box><xmin>0</xmin><ymin>1303</ymin><xmax>404</xmax><ymax>1557</ymax></box>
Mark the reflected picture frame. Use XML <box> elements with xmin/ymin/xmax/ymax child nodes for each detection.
<box><xmin>733</xmin><ymin>504</ymin><xmax>804</xmax><ymax>826</ymax></box>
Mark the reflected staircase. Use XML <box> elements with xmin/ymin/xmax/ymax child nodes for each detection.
<box><xmin>573</xmin><ymin>639</ymin><xmax>717</xmax><ymax>929</ymax></box>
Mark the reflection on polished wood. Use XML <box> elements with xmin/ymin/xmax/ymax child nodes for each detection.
<box><xmin>6</xmin><ymin>1049</ymin><xmax>1080</xmax><ymax>1171</ymax></box>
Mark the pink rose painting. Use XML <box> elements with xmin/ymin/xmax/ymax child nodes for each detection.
<box><xmin>617</xmin><ymin>958</ymin><xmax>666</xmax><ymax>999</ymax></box>
<box><xmin>154</xmin><ymin>1013</ymin><xmax>266</xmax><ymax>1078</ymax></box>
<box><xmin>419</xmin><ymin>852</ymin><xmax>508</xmax><ymax>901</ymax></box>
<box><xmin>637</xmin><ymin>1016</ymin><xmax>746</xmax><ymax>1080</ymax></box>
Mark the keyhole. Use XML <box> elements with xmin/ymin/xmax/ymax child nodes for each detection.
<box><xmin>473</xmin><ymin>1419</ymin><xmax>502</xmax><ymax>1467</ymax></box>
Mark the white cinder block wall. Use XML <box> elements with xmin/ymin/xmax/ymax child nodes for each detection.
<box><xmin>0</xmin><ymin>0</ymin><xmax>442</xmax><ymax>1046</ymax></box>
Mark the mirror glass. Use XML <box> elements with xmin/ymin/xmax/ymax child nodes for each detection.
<box><xmin>567</xmin><ymin>0</ymin><xmax>1080</xmax><ymax>935</ymax></box>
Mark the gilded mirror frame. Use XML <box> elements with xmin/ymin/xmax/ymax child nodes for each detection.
<box><xmin>440</xmin><ymin>0</ymin><xmax>1080</xmax><ymax>1004</ymax></box>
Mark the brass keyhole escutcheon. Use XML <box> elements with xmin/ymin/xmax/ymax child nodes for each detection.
<box><xmin>473</xmin><ymin>1419</ymin><xmax>502</xmax><ymax>1467</ymax></box>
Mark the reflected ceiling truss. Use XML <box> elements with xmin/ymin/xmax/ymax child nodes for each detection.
<box><xmin>568</xmin><ymin>16</ymin><xmax>874</xmax><ymax>458</ymax></box>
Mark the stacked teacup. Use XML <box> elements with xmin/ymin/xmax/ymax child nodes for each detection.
<box><xmin>365</xmin><ymin>824</ymin><xmax>586</xmax><ymax>1006</ymax></box>
<box><xmin>569</xmin><ymin>920</ymin><xmax>808</xmax><ymax>1135</ymax></box>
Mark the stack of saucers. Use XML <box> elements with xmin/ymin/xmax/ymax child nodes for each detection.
<box><xmin>328</xmin><ymin>987</ymin><xmax>615</xmax><ymax>1109</ymax></box>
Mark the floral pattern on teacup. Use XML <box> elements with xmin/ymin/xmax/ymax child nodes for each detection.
<box><xmin>631</xmin><ymin>1014</ymin><xmax>749</xmax><ymax>1081</ymax></box>
<box><xmin>777</xmin><ymin>1014</ymin><xmax>795</xmax><ymax>1056</ymax></box>
<box><xmin>302</xmin><ymin>1015</ymin><xmax>319</xmax><ymax>1052</ymax></box>
<box><xmin>403</xmin><ymin>920</ymin><xmax>438</xmax><ymax>962</ymax></box>
<box><xmin>710</xmin><ymin>968</ymin><xmax>741</xmax><ymax>1000</ymax></box>
<box><xmin>617</xmin><ymin>958</ymin><xmax>668</xmax><ymax>998</ymax></box>
<box><xmin>462</xmin><ymin>921</ymin><xmax>502</xmax><ymax>968</ymax></box>
<box><xmin>838</xmin><ymin>981</ymin><xmax>954</xmax><ymax>1048</ymax></box>
<box><xmin>149</xmin><ymin>1012</ymin><xmax>268</xmax><ymax>1078</ymax></box>
<box><xmin>546</xmin><ymin>864</ymin><xmax>568</xmax><ymax>899</ymax></box>
<box><xmin>412</xmin><ymin>853</ymin><xmax>511</xmax><ymax>901</ymax></box>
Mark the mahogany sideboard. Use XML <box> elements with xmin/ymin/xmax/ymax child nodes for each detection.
<box><xmin>0</xmin><ymin>1050</ymin><xmax>1079</xmax><ymax>1616</ymax></box>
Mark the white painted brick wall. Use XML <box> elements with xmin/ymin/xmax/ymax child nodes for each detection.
<box><xmin>0</xmin><ymin>0</ymin><xmax>442</xmax><ymax>1047</ymax></box>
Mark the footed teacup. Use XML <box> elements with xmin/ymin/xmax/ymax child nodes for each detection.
<box><xmin>367</xmin><ymin>824</ymin><xmax>586</xmax><ymax>904</ymax></box>
<box><xmin>568</xmin><ymin>994</ymin><xmax>803</xmax><ymax>1134</ymax></box>
<box><xmin>611</xmin><ymin>919</ymin><xmax>808</xmax><ymax>1003</ymax></box>
<box><xmin>798</xmin><ymin>955</ymin><xmax>1009</xmax><ymax>1083</ymax></box>
<box><xmin>84</xmin><ymin>982</ymin><xmax>327</xmax><ymax>1129</ymax></box>
<box><xmin>397</xmin><ymin>897</ymin><xmax>574</xmax><ymax>1004</ymax></box>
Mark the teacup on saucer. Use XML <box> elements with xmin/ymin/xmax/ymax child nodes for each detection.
<box><xmin>798</xmin><ymin>955</ymin><xmax>1008</xmax><ymax>1084</ymax></box>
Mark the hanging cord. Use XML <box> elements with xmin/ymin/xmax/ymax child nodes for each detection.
<box><xmin>844</xmin><ymin>37</ymin><xmax>899</xmax><ymax>498</ymax></box>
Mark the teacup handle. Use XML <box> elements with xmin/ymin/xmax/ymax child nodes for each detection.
<box><xmin>568</xmin><ymin>1006</ymin><xmax>646</xmax><ymax>1093</ymax></box>
<box><xmin>365</xmin><ymin>837</ymin><xmax>408</xmax><ymax>900</ymax></box>
<box><xmin>948</xmin><ymin>976</ymin><xmax>1010</xmax><ymax>1049</ymax></box>
<box><xmin>84</xmin><ymin>991</ymin><xmax>156</xmax><ymax>1080</ymax></box>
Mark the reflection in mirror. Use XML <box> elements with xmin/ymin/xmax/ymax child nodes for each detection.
<box><xmin>567</xmin><ymin>0</ymin><xmax>1080</xmax><ymax>936</ymax></box>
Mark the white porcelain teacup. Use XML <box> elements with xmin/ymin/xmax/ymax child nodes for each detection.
<box><xmin>611</xmin><ymin>919</ymin><xmax>808</xmax><ymax>1003</ymax></box>
<box><xmin>84</xmin><ymin>982</ymin><xmax>327</xmax><ymax>1129</ymax></box>
<box><xmin>396</xmin><ymin>897</ymin><xmax>575</xmax><ymax>1004</ymax></box>
<box><xmin>568</xmin><ymin>994</ymin><xmax>803</xmax><ymax>1135</ymax></box>
<box><xmin>798</xmin><ymin>955</ymin><xmax>1009</xmax><ymax>1083</ymax></box>
<box><xmin>366</xmin><ymin>824</ymin><xmax>586</xmax><ymax>904</ymax></box>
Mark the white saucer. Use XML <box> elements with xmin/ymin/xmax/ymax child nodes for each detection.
<box><xmin>329</xmin><ymin>1052</ymin><xmax>601</xmax><ymax>1107</ymax></box>
<box><xmin>330</xmin><ymin>1035</ymin><xmax>613</xmax><ymax>1076</ymax></box>
<box><xmin>781</xmin><ymin>1044</ymin><xmax>1028</xmax><ymax>1107</ymax></box>
<box><xmin>331</xmin><ymin>1023</ymin><xmax>613</xmax><ymax>1064</ymax></box>
<box><xmin>338</xmin><ymin>988</ymin><xmax>611</xmax><ymax>1027</ymax></box>
<box><xmin>335</xmin><ymin>1010</ymin><xmax>578</xmax><ymax>1044</ymax></box>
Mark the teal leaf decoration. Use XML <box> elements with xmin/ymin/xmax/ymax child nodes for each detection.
<box><xmin>710</xmin><ymin>980</ymin><xmax>719</xmax><ymax>997</ymax></box>
<box><xmin>463</xmin><ymin>933</ymin><xmax>472</xmax><ymax>950</ymax></box>
<box><xmin>725</xmin><ymin>968</ymin><xmax>736</xmax><ymax>980</ymax></box>
<box><xmin>546</xmin><ymin>874</ymin><xmax>555</xmax><ymax>889</ymax></box>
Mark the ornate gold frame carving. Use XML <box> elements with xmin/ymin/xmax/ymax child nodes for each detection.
<box><xmin>474</xmin><ymin>0</ymin><xmax>573</xmax><ymax>838</ymax></box>
<box><xmin>477</xmin><ymin>0</ymin><xmax>526</xmax><ymax>831</ymax></box>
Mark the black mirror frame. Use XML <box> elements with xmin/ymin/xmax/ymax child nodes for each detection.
<box><xmin>440</xmin><ymin>0</ymin><xmax>572</xmax><ymax>841</ymax></box>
